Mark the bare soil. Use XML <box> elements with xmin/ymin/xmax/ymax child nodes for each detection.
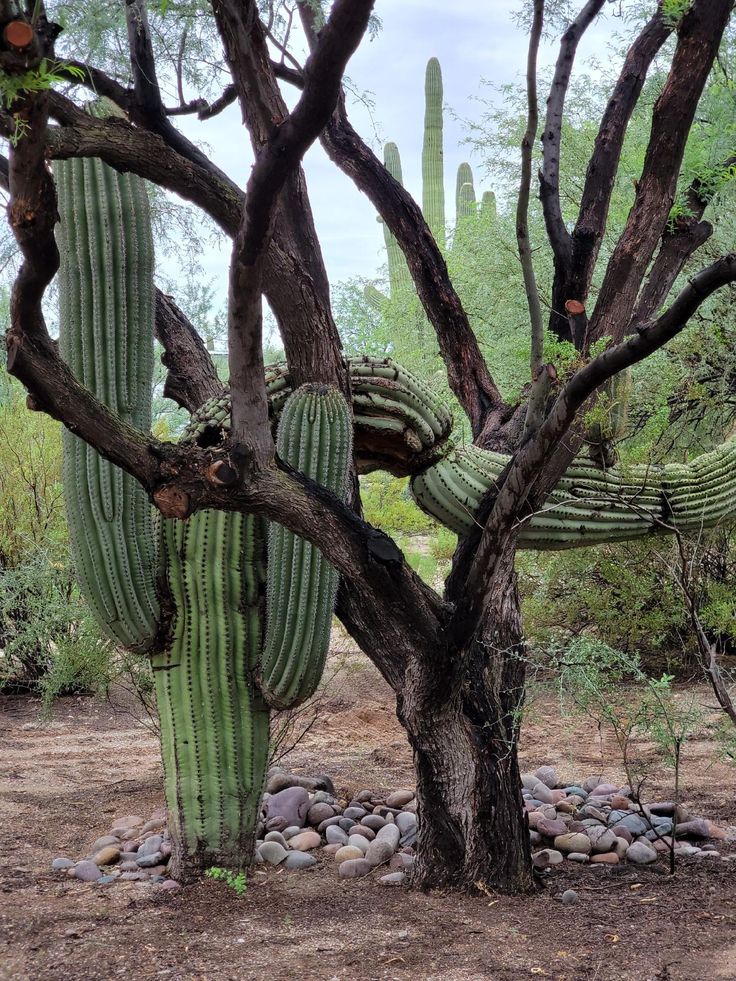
<box><xmin>2</xmin><ymin>653</ymin><xmax>736</xmax><ymax>981</ymax></box>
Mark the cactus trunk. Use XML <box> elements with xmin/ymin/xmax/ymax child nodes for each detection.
<box><xmin>155</xmin><ymin>510</ymin><xmax>269</xmax><ymax>878</ymax></box>
<box><xmin>422</xmin><ymin>57</ymin><xmax>446</xmax><ymax>247</ymax></box>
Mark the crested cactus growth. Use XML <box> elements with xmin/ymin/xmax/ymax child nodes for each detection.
<box><xmin>422</xmin><ymin>57</ymin><xmax>446</xmax><ymax>247</ymax></box>
<box><xmin>410</xmin><ymin>441</ymin><xmax>736</xmax><ymax>546</ymax></box>
<box><xmin>55</xmin><ymin>156</ymin><xmax>159</xmax><ymax>651</ymax></box>
<box><xmin>260</xmin><ymin>385</ymin><xmax>352</xmax><ymax>710</ymax></box>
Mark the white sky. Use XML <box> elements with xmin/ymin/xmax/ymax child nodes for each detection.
<box><xmin>164</xmin><ymin>1</ymin><xmax>614</xmax><ymax>301</ymax></box>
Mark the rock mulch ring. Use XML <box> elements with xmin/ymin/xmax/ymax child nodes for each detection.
<box><xmin>50</xmin><ymin>765</ymin><xmax>734</xmax><ymax>890</ymax></box>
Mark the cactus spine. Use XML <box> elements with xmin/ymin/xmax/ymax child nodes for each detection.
<box><xmin>55</xmin><ymin>156</ymin><xmax>159</xmax><ymax>651</ymax></box>
<box><xmin>410</xmin><ymin>441</ymin><xmax>736</xmax><ymax>546</ymax></box>
<box><xmin>261</xmin><ymin>386</ymin><xmax>352</xmax><ymax>709</ymax></box>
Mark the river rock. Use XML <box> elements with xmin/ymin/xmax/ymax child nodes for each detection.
<box><xmin>288</xmin><ymin>831</ymin><xmax>321</xmax><ymax>851</ymax></box>
<box><xmin>349</xmin><ymin>825</ymin><xmax>375</xmax><ymax>840</ymax></box>
<box><xmin>396</xmin><ymin>812</ymin><xmax>417</xmax><ymax>835</ymax></box>
<box><xmin>386</xmin><ymin>790</ymin><xmax>414</xmax><ymax>808</ymax></box>
<box><xmin>326</xmin><ymin>826</ymin><xmax>348</xmax><ymax>846</ymax></box>
<box><xmin>136</xmin><ymin>852</ymin><xmax>164</xmax><ymax>868</ymax></box>
<box><xmin>92</xmin><ymin>846</ymin><xmax>121</xmax><ymax>866</ymax></box>
<box><xmin>259</xmin><ymin>841</ymin><xmax>288</xmax><ymax>865</ymax></box>
<box><xmin>90</xmin><ymin>835</ymin><xmax>120</xmax><ymax>853</ymax></box>
<box><xmin>138</xmin><ymin>835</ymin><xmax>164</xmax><ymax>857</ymax></box>
<box><xmin>347</xmin><ymin>835</ymin><xmax>369</xmax><ymax>855</ymax></box>
<box><xmin>532</xmin><ymin>849</ymin><xmax>563</xmax><ymax>868</ymax></box>
<box><xmin>554</xmin><ymin>833</ymin><xmax>592</xmax><ymax>855</ymax></box>
<box><xmin>627</xmin><ymin>840</ymin><xmax>657</xmax><ymax>864</ymax></box>
<box><xmin>390</xmin><ymin>852</ymin><xmax>414</xmax><ymax>871</ymax></box>
<box><xmin>534</xmin><ymin>766</ymin><xmax>557</xmax><ymax>789</ymax></box>
<box><xmin>613</xmin><ymin>837</ymin><xmax>629</xmax><ymax>858</ymax></box>
<box><xmin>561</xmin><ymin>889</ymin><xmax>578</xmax><ymax>905</ymax></box>
<box><xmin>284</xmin><ymin>852</ymin><xmax>317</xmax><ymax>870</ymax></box>
<box><xmin>566</xmin><ymin>852</ymin><xmax>589</xmax><ymax>863</ymax></box>
<box><xmin>264</xmin><ymin>787</ymin><xmax>310</xmax><ymax>828</ymax></box>
<box><xmin>317</xmin><ymin>816</ymin><xmax>341</xmax><ymax>832</ymax></box>
<box><xmin>307</xmin><ymin>803</ymin><xmax>334</xmax><ymax>827</ymax></box>
<box><xmin>611</xmin><ymin>825</ymin><xmax>633</xmax><ymax>844</ymax></box>
<box><xmin>365</xmin><ymin>839</ymin><xmax>395</xmax><ymax>867</ymax></box>
<box><xmin>531</xmin><ymin>784</ymin><xmax>556</xmax><ymax>805</ymax></box>
<box><xmin>343</xmin><ymin>806</ymin><xmax>367</xmax><ymax>821</ymax></box>
<box><xmin>675</xmin><ymin>819</ymin><xmax>711</xmax><ymax>839</ymax></box>
<box><xmin>537</xmin><ymin>818</ymin><xmax>567</xmax><ymax>838</ymax></box>
<box><xmin>74</xmin><ymin>861</ymin><xmax>102</xmax><ymax>882</ymax></box>
<box><xmin>52</xmin><ymin>857</ymin><xmax>75</xmax><ymax>870</ymax></box>
<box><xmin>338</xmin><ymin>818</ymin><xmax>356</xmax><ymax>833</ymax></box>
<box><xmin>587</xmin><ymin>827</ymin><xmax>617</xmax><ymax>853</ymax></box>
<box><xmin>379</xmin><ymin>871</ymin><xmax>407</xmax><ymax>885</ymax></box>
<box><xmin>615</xmin><ymin>814</ymin><xmax>649</xmax><ymax>836</ymax></box>
<box><xmin>590</xmin><ymin>852</ymin><xmax>619</xmax><ymax>864</ymax></box>
<box><xmin>582</xmin><ymin>775</ymin><xmax>606</xmax><ymax>793</ymax></box>
<box><xmin>339</xmin><ymin>858</ymin><xmax>372</xmax><ymax>878</ymax></box>
<box><xmin>321</xmin><ymin>843</ymin><xmax>342</xmax><ymax>857</ymax></box>
<box><xmin>335</xmin><ymin>845</ymin><xmax>365</xmax><ymax>863</ymax></box>
<box><xmin>376</xmin><ymin>824</ymin><xmax>401</xmax><ymax>849</ymax></box>
<box><xmin>264</xmin><ymin>831</ymin><xmax>288</xmax><ymax>847</ymax></box>
<box><xmin>361</xmin><ymin>815</ymin><xmax>386</xmax><ymax>832</ymax></box>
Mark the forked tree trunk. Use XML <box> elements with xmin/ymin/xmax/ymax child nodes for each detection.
<box><xmin>398</xmin><ymin>553</ymin><xmax>535</xmax><ymax>894</ymax></box>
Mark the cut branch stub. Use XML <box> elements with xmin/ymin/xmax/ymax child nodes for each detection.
<box><xmin>154</xmin><ymin>485</ymin><xmax>192</xmax><ymax>520</ymax></box>
<box><xmin>3</xmin><ymin>20</ymin><xmax>33</xmax><ymax>50</ymax></box>
<box><xmin>565</xmin><ymin>299</ymin><xmax>588</xmax><ymax>349</ymax></box>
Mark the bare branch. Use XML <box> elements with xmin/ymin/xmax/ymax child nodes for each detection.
<box><xmin>539</xmin><ymin>0</ymin><xmax>605</xmax><ymax>267</ymax></box>
<box><xmin>154</xmin><ymin>291</ymin><xmax>224</xmax><ymax>412</ymax></box>
<box><xmin>518</xmin><ymin>0</ymin><xmax>545</xmax><ymax>380</ymax></box>
<box><xmin>590</xmin><ymin>0</ymin><xmax>733</xmax><ymax>346</ymax></box>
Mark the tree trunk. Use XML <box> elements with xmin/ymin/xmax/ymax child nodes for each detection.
<box><xmin>399</xmin><ymin>553</ymin><xmax>535</xmax><ymax>893</ymax></box>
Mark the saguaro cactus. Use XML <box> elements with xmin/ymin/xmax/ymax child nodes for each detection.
<box><xmin>422</xmin><ymin>56</ymin><xmax>446</xmax><ymax>247</ymax></box>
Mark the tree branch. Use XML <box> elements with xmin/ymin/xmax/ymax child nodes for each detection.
<box><xmin>539</xmin><ymin>0</ymin><xmax>605</xmax><ymax>268</ymax></box>
<box><xmin>154</xmin><ymin>291</ymin><xmax>224</xmax><ymax>412</ymax></box>
<box><xmin>589</xmin><ymin>0</ymin><xmax>733</xmax><ymax>346</ymax></box>
<box><xmin>547</xmin><ymin>8</ymin><xmax>672</xmax><ymax>341</ymax></box>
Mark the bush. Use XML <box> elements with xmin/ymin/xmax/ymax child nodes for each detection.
<box><xmin>360</xmin><ymin>472</ymin><xmax>434</xmax><ymax>536</ymax></box>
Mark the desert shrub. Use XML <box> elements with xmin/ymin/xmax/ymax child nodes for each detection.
<box><xmin>360</xmin><ymin>472</ymin><xmax>434</xmax><ymax>536</ymax></box>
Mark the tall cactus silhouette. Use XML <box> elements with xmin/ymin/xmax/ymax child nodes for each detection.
<box><xmin>365</xmin><ymin>58</ymin><xmax>492</xmax><ymax>313</ymax></box>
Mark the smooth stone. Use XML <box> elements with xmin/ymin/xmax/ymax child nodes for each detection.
<box><xmin>361</xmin><ymin>815</ymin><xmax>386</xmax><ymax>832</ymax></box>
<box><xmin>355</xmin><ymin>790</ymin><xmax>374</xmax><ymax>803</ymax></box>
<box><xmin>120</xmin><ymin>871</ymin><xmax>148</xmax><ymax>881</ymax></box>
<box><xmin>136</xmin><ymin>852</ymin><xmax>164</xmax><ymax>868</ymax></box>
<box><xmin>338</xmin><ymin>818</ymin><xmax>356</xmax><ymax>833</ymax></box>
<box><xmin>556</xmin><ymin>800</ymin><xmax>576</xmax><ymax>814</ymax></box>
<box><xmin>580</xmin><ymin>818</ymin><xmax>606</xmax><ymax>829</ymax></box>
<box><xmin>566</xmin><ymin>852</ymin><xmax>589</xmax><ymax>863</ymax></box>
<box><xmin>648</xmin><ymin>802</ymin><xmax>688</xmax><ymax>821</ymax></box>
<box><xmin>146</xmin><ymin>864</ymin><xmax>168</xmax><ymax>877</ymax></box>
<box><xmin>611</xmin><ymin>826</ymin><xmax>633</xmax><ymax>844</ymax></box>
<box><xmin>91</xmin><ymin>835</ymin><xmax>120</xmax><ymax>853</ymax></box>
<box><xmin>564</xmin><ymin>787</ymin><xmax>588</xmax><ymax>799</ymax></box>
<box><xmin>317</xmin><ymin>816</ymin><xmax>342</xmax><ymax>832</ymax></box>
<box><xmin>307</xmin><ymin>803</ymin><xmax>334</xmax><ymax>826</ymax></box>
<box><xmin>537</xmin><ymin>818</ymin><xmax>567</xmax><ymax>838</ymax></box>
<box><xmin>326</xmin><ymin>826</ymin><xmax>349</xmax><ymax>846</ymax></box>
<box><xmin>389</xmin><ymin>853</ymin><xmax>414</xmax><ymax>871</ymax></box>
<box><xmin>52</xmin><ymin>857</ymin><xmax>75</xmax><ymax>870</ymax></box>
<box><xmin>265</xmin><ymin>772</ymin><xmax>333</xmax><ymax>796</ymax></box>
<box><xmin>521</xmin><ymin>773</ymin><xmax>540</xmax><ymax>790</ymax></box>
<box><xmin>395</xmin><ymin>812</ymin><xmax>417</xmax><ymax>835</ymax></box>
<box><xmin>335</xmin><ymin>845</ymin><xmax>365</xmax><ymax>863</ymax></box>
<box><xmin>616</xmin><ymin>814</ymin><xmax>648</xmax><ymax>836</ymax></box>
<box><xmin>282</xmin><ymin>826</ymin><xmax>302</xmax><ymax>841</ymax></box>
<box><xmin>119</xmin><ymin>851</ymin><xmax>138</xmax><ymax>861</ymax></box>
<box><xmin>96</xmin><ymin>874</ymin><xmax>118</xmax><ymax>885</ymax></box>
<box><xmin>653</xmin><ymin>836</ymin><xmax>674</xmax><ymax>853</ymax></box>
<box><xmin>339</xmin><ymin>858</ymin><xmax>372</xmax><ymax>879</ymax></box>
<box><xmin>534</xmin><ymin>766</ymin><xmax>557</xmax><ymax>789</ymax></box>
<box><xmin>288</xmin><ymin>831</ymin><xmax>321</xmax><ymax>852</ymax></box>
<box><xmin>587</xmin><ymin>828</ymin><xmax>617</xmax><ymax>853</ymax></box>
<box><xmin>138</xmin><ymin>835</ymin><xmax>164</xmax><ymax>857</ymax></box>
<box><xmin>311</xmin><ymin>791</ymin><xmax>336</xmax><ymax>805</ymax></box>
<box><xmin>386</xmin><ymin>790</ymin><xmax>414</xmax><ymax>808</ymax></box>
<box><xmin>613</xmin><ymin>837</ymin><xmax>629</xmax><ymax>858</ymax></box>
<box><xmin>139</xmin><ymin>818</ymin><xmax>166</xmax><ymax>835</ymax></box>
<box><xmin>74</xmin><ymin>861</ymin><xmax>102</xmax><ymax>882</ymax></box>
<box><xmin>532</xmin><ymin>849</ymin><xmax>563</xmax><ymax>868</ymax></box>
<box><xmin>321</xmin><ymin>844</ymin><xmax>342</xmax><ymax>857</ymax></box>
<box><xmin>284</xmin><ymin>851</ymin><xmax>317</xmax><ymax>870</ymax></box>
<box><xmin>590</xmin><ymin>852</ymin><xmax>619</xmax><ymax>864</ymax></box>
<box><xmin>120</xmin><ymin>861</ymin><xmax>139</xmax><ymax>872</ymax></box>
<box><xmin>264</xmin><ymin>787</ymin><xmax>310</xmax><ymax>828</ymax></box>
<box><xmin>531</xmin><ymin>784</ymin><xmax>556</xmax><ymax>805</ymax></box>
<box><xmin>580</xmin><ymin>806</ymin><xmax>608</xmax><ymax>822</ymax></box>
<box><xmin>593</xmin><ymin>784</ymin><xmax>620</xmax><ymax>796</ymax></box>
<box><xmin>561</xmin><ymin>889</ymin><xmax>578</xmax><ymax>905</ymax></box>
<box><xmin>266</xmin><ymin>816</ymin><xmax>288</xmax><ymax>834</ymax></box>
<box><xmin>376</xmin><ymin>824</ymin><xmax>400</xmax><ymax>849</ymax></box>
<box><xmin>349</xmin><ymin>825</ymin><xmax>375</xmax><ymax>840</ymax></box>
<box><xmin>379</xmin><ymin>871</ymin><xmax>407</xmax><ymax>885</ymax></box>
<box><xmin>110</xmin><ymin>815</ymin><xmax>144</xmax><ymax>830</ymax></box>
<box><xmin>611</xmin><ymin>795</ymin><xmax>630</xmax><ymax>810</ymax></box>
<box><xmin>582</xmin><ymin>776</ymin><xmax>606</xmax><ymax>793</ymax></box>
<box><xmin>343</xmin><ymin>806</ymin><xmax>367</xmax><ymax>821</ymax></box>
<box><xmin>676</xmin><ymin>843</ymin><xmax>701</xmax><ymax>857</ymax></box>
<box><xmin>675</xmin><ymin>819</ymin><xmax>711</xmax><ymax>839</ymax></box>
<box><xmin>264</xmin><ymin>830</ymin><xmax>288</xmax><ymax>847</ymax></box>
<box><xmin>527</xmin><ymin>812</ymin><xmax>543</xmax><ymax>830</ymax></box>
<box><xmin>529</xmin><ymin>831</ymin><xmax>542</xmax><ymax>846</ymax></box>
<box><xmin>400</xmin><ymin>828</ymin><xmax>418</xmax><ymax>849</ymax></box>
<box><xmin>567</xmin><ymin>821</ymin><xmax>588</xmax><ymax>833</ymax></box>
<box><xmin>347</xmin><ymin>835</ymin><xmax>369</xmax><ymax>855</ymax></box>
<box><xmin>161</xmin><ymin>879</ymin><xmax>181</xmax><ymax>890</ymax></box>
<box><xmin>365</xmin><ymin>839</ymin><xmax>395</xmax><ymax>867</ymax></box>
<box><xmin>159</xmin><ymin>842</ymin><xmax>172</xmax><ymax>858</ymax></box>
<box><xmin>259</xmin><ymin>841</ymin><xmax>288</xmax><ymax>866</ymax></box>
<box><xmin>554</xmin><ymin>833</ymin><xmax>592</xmax><ymax>855</ymax></box>
<box><xmin>92</xmin><ymin>846</ymin><xmax>121</xmax><ymax>866</ymax></box>
<box><xmin>627</xmin><ymin>841</ymin><xmax>658</xmax><ymax>864</ymax></box>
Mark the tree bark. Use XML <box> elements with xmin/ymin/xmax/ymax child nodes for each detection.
<box><xmin>399</xmin><ymin>551</ymin><xmax>534</xmax><ymax>893</ymax></box>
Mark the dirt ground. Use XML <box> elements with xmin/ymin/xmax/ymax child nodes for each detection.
<box><xmin>2</xmin><ymin>653</ymin><xmax>736</xmax><ymax>981</ymax></box>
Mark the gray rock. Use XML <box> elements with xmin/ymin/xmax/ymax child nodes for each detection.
<box><xmin>553</xmin><ymin>833</ymin><xmax>591</xmax><ymax>855</ymax></box>
<box><xmin>531</xmin><ymin>783</ymin><xmax>556</xmax><ymax>805</ymax></box>
<box><xmin>326</xmin><ymin>826</ymin><xmax>349</xmax><ymax>846</ymax></box>
<box><xmin>259</xmin><ymin>841</ymin><xmax>288</xmax><ymax>865</ymax></box>
<box><xmin>566</xmin><ymin>852</ymin><xmax>589</xmax><ymax>863</ymax></box>
<box><xmin>317</xmin><ymin>816</ymin><xmax>342</xmax><ymax>832</ymax></box>
<box><xmin>534</xmin><ymin>766</ymin><xmax>557</xmax><ymax>789</ymax></box>
<box><xmin>74</xmin><ymin>861</ymin><xmax>102</xmax><ymax>882</ymax></box>
<box><xmin>138</xmin><ymin>835</ymin><xmax>164</xmax><ymax>857</ymax></box>
<box><xmin>311</xmin><ymin>790</ymin><xmax>336</xmax><ymax>805</ymax></box>
<box><xmin>90</xmin><ymin>835</ymin><xmax>120</xmax><ymax>853</ymax></box>
<box><xmin>265</xmin><ymin>772</ymin><xmax>334</xmax><ymax>796</ymax></box>
<box><xmin>307</xmin><ymin>802</ymin><xmax>334</xmax><ymax>826</ymax></box>
<box><xmin>396</xmin><ymin>812</ymin><xmax>417</xmax><ymax>835</ymax></box>
<box><xmin>564</xmin><ymin>787</ymin><xmax>588</xmax><ymax>799</ymax></box>
<box><xmin>400</xmin><ymin>828</ymin><xmax>418</xmax><ymax>849</ymax></box>
<box><xmin>264</xmin><ymin>831</ymin><xmax>288</xmax><ymax>847</ymax></box>
<box><xmin>347</xmin><ymin>835</ymin><xmax>369</xmax><ymax>855</ymax></box>
<box><xmin>120</xmin><ymin>871</ymin><xmax>148</xmax><ymax>881</ymax></box>
<box><xmin>160</xmin><ymin>879</ymin><xmax>181</xmax><ymax>890</ymax></box>
<box><xmin>521</xmin><ymin>773</ymin><xmax>540</xmax><ymax>790</ymax></box>
<box><xmin>136</xmin><ymin>852</ymin><xmax>164</xmax><ymax>868</ymax></box>
<box><xmin>379</xmin><ymin>871</ymin><xmax>407</xmax><ymax>885</ymax></box>
<box><xmin>343</xmin><ymin>806</ymin><xmax>367</xmax><ymax>821</ymax></box>
<box><xmin>587</xmin><ymin>827</ymin><xmax>617</xmax><ymax>853</ymax></box>
<box><xmin>532</xmin><ymin>849</ymin><xmax>563</xmax><ymax>868</ymax></box>
<box><xmin>627</xmin><ymin>841</ymin><xmax>657</xmax><ymax>864</ymax></box>
<box><xmin>386</xmin><ymin>790</ymin><xmax>414</xmax><ymax>808</ymax></box>
<box><xmin>361</xmin><ymin>814</ymin><xmax>386</xmax><ymax>832</ymax></box>
<box><xmin>52</xmin><ymin>857</ymin><xmax>75</xmax><ymax>870</ymax></box>
<box><xmin>282</xmin><ymin>826</ymin><xmax>302</xmax><ymax>841</ymax></box>
<box><xmin>284</xmin><ymin>851</ymin><xmax>317</xmax><ymax>870</ymax></box>
<box><xmin>376</xmin><ymin>824</ymin><xmax>401</xmax><ymax>849</ymax></box>
<box><xmin>365</xmin><ymin>839</ymin><xmax>395</xmax><ymax>867</ymax></box>
<box><xmin>338</xmin><ymin>818</ymin><xmax>357</xmax><ymax>833</ymax></box>
<box><xmin>615</xmin><ymin>814</ymin><xmax>649</xmax><ymax>836</ymax></box>
<box><xmin>120</xmin><ymin>861</ymin><xmax>140</xmax><ymax>872</ymax></box>
<box><xmin>264</xmin><ymin>787</ymin><xmax>310</xmax><ymax>828</ymax></box>
<box><xmin>339</xmin><ymin>858</ymin><xmax>372</xmax><ymax>878</ymax></box>
<box><xmin>96</xmin><ymin>874</ymin><xmax>119</xmax><ymax>885</ymax></box>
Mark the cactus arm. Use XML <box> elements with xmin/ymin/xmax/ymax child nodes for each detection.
<box><xmin>455</xmin><ymin>163</ymin><xmax>476</xmax><ymax>221</ymax></box>
<box><xmin>422</xmin><ymin>57</ymin><xmax>446</xmax><ymax>247</ymax></box>
<box><xmin>381</xmin><ymin>141</ymin><xmax>412</xmax><ymax>295</ymax></box>
<box><xmin>410</xmin><ymin>441</ymin><xmax>736</xmax><ymax>546</ymax></box>
<box><xmin>56</xmin><ymin>156</ymin><xmax>159</xmax><ymax>651</ymax></box>
<box><xmin>260</xmin><ymin>386</ymin><xmax>352</xmax><ymax>709</ymax></box>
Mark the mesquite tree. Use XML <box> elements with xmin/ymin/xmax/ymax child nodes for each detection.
<box><xmin>3</xmin><ymin>0</ymin><xmax>736</xmax><ymax>893</ymax></box>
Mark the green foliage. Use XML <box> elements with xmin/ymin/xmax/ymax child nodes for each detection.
<box><xmin>661</xmin><ymin>0</ymin><xmax>692</xmax><ymax>29</ymax></box>
<box><xmin>205</xmin><ymin>866</ymin><xmax>248</xmax><ymax>897</ymax></box>
<box><xmin>360</xmin><ymin>472</ymin><xmax>434</xmax><ymax>536</ymax></box>
<box><xmin>0</xmin><ymin>61</ymin><xmax>84</xmax><ymax>144</ymax></box>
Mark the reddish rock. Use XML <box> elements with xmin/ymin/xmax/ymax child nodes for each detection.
<box><xmin>611</xmin><ymin>826</ymin><xmax>633</xmax><ymax>844</ymax></box>
<box><xmin>611</xmin><ymin>795</ymin><xmax>630</xmax><ymax>810</ymax></box>
<box><xmin>590</xmin><ymin>852</ymin><xmax>619</xmax><ymax>865</ymax></box>
<box><xmin>537</xmin><ymin>818</ymin><xmax>567</xmax><ymax>838</ymax></box>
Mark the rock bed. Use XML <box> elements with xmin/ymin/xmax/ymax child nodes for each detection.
<box><xmin>50</xmin><ymin>765</ymin><xmax>733</xmax><ymax>890</ymax></box>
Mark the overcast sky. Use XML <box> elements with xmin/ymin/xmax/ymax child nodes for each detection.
<box><xmin>166</xmin><ymin>1</ymin><xmax>614</xmax><ymax>301</ymax></box>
